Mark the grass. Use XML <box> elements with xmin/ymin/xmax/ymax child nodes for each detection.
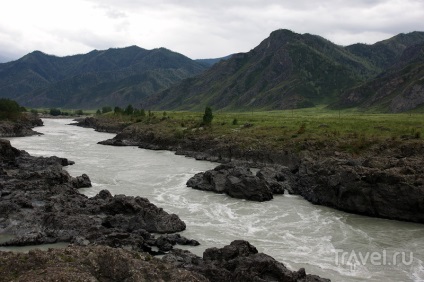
<box><xmin>94</xmin><ymin>106</ymin><xmax>424</xmax><ymax>155</ymax></box>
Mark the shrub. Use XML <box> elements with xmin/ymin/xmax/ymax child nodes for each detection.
<box><xmin>49</xmin><ymin>108</ymin><xmax>62</xmax><ymax>116</ymax></box>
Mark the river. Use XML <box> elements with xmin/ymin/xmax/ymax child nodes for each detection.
<box><xmin>5</xmin><ymin>119</ymin><xmax>424</xmax><ymax>281</ymax></box>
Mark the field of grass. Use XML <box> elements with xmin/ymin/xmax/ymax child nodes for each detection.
<box><xmin>95</xmin><ymin>106</ymin><xmax>424</xmax><ymax>155</ymax></box>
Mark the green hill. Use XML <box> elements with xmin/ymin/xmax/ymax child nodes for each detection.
<box><xmin>333</xmin><ymin>42</ymin><xmax>424</xmax><ymax>112</ymax></box>
<box><xmin>0</xmin><ymin>46</ymin><xmax>207</xmax><ymax>109</ymax></box>
<box><xmin>145</xmin><ymin>30</ymin><xmax>424</xmax><ymax>112</ymax></box>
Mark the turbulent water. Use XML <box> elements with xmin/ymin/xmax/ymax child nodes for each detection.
<box><xmin>6</xmin><ymin>119</ymin><xmax>424</xmax><ymax>281</ymax></box>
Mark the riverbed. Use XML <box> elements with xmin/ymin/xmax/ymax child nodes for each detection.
<box><xmin>6</xmin><ymin>119</ymin><xmax>424</xmax><ymax>281</ymax></box>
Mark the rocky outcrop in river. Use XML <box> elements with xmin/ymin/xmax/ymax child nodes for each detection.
<box><xmin>0</xmin><ymin>139</ymin><xmax>195</xmax><ymax>253</ymax></box>
<box><xmin>0</xmin><ymin>113</ymin><xmax>43</xmax><ymax>137</ymax></box>
<box><xmin>187</xmin><ymin>164</ymin><xmax>296</xmax><ymax>201</ymax></box>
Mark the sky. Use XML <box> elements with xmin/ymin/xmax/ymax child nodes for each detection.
<box><xmin>1</xmin><ymin>0</ymin><xmax>424</xmax><ymax>61</ymax></box>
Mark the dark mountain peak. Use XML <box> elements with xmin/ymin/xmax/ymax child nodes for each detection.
<box><xmin>265</xmin><ymin>29</ymin><xmax>299</xmax><ymax>46</ymax></box>
<box><xmin>0</xmin><ymin>45</ymin><xmax>207</xmax><ymax>108</ymax></box>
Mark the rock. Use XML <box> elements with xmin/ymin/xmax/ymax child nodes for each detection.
<box><xmin>71</xmin><ymin>173</ymin><xmax>91</xmax><ymax>188</ymax></box>
<box><xmin>0</xmin><ymin>139</ymin><xmax>21</xmax><ymax>162</ymax></box>
<box><xmin>187</xmin><ymin>164</ymin><xmax>273</xmax><ymax>202</ymax></box>
<box><xmin>256</xmin><ymin>166</ymin><xmax>297</xmax><ymax>194</ymax></box>
<box><xmin>163</xmin><ymin>240</ymin><xmax>330</xmax><ymax>282</ymax></box>
<box><xmin>296</xmin><ymin>155</ymin><xmax>424</xmax><ymax>223</ymax></box>
<box><xmin>225</xmin><ymin>175</ymin><xmax>273</xmax><ymax>201</ymax></box>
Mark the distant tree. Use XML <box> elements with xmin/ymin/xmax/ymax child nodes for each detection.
<box><xmin>114</xmin><ymin>106</ymin><xmax>122</xmax><ymax>114</ymax></box>
<box><xmin>30</xmin><ymin>109</ymin><xmax>38</xmax><ymax>115</ymax></box>
<box><xmin>75</xmin><ymin>109</ymin><xmax>84</xmax><ymax>115</ymax></box>
<box><xmin>96</xmin><ymin>109</ymin><xmax>101</xmax><ymax>115</ymax></box>
<box><xmin>0</xmin><ymin>98</ymin><xmax>23</xmax><ymax>120</ymax></box>
<box><xmin>203</xmin><ymin>106</ymin><xmax>213</xmax><ymax>126</ymax></box>
<box><xmin>102</xmin><ymin>106</ymin><xmax>112</xmax><ymax>114</ymax></box>
<box><xmin>49</xmin><ymin>108</ymin><xmax>62</xmax><ymax>116</ymax></box>
<box><xmin>124</xmin><ymin>104</ymin><xmax>134</xmax><ymax>115</ymax></box>
<box><xmin>232</xmin><ymin>118</ymin><xmax>238</xmax><ymax>125</ymax></box>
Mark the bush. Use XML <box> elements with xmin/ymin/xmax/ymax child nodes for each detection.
<box><xmin>232</xmin><ymin>118</ymin><xmax>238</xmax><ymax>125</ymax></box>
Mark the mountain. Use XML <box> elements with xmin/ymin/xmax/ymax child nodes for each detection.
<box><xmin>195</xmin><ymin>55</ymin><xmax>233</xmax><ymax>67</ymax></box>
<box><xmin>333</xmin><ymin>42</ymin><xmax>424</xmax><ymax>112</ymax></box>
<box><xmin>0</xmin><ymin>46</ymin><xmax>207</xmax><ymax>109</ymax></box>
<box><xmin>346</xmin><ymin>32</ymin><xmax>424</xmax><ymax>70</ymax></box>
<box><xmin>0</xmin><ymin>55</ymin><xmax>11</xmax><ymax>63</ymax></box>
<box><xmin>145</xmin><ymin>30</ymin><xmax>424</xmax><ymax>112</ymax></box>
<box><xmin>145</xmin><ymin>29</ymin><xmax>380</xmax><ymax>111</ymax></box>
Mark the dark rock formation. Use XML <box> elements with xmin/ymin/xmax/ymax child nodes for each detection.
<box><xmin>0</xmin><ymin>113</ymin><xmax>43</xmax><ymax>137</ymax></box>
<box><xmin>163</xmin><ymin>240</ymin><xmax>330</xmax><ymax>282</ymax></box>
<box><xmin>296</xmin><ymin>153</ymin><xmax>424</xmax><ymax>223</ymax></box>
<box><xmin>0</xmin><ymin>139</ymin><xmax>193</xmax><ymax>253</ymax></box>
<box><xmin>0</xmin><ymin>245</ymin><xmax>208</xmax><ymax>282</ymax></box>
<box><xmin>187</xmin><ymin>164</ymin><xmax>273</xmax><ymax>202</ymax></box>
<box><xmin>72</xmin><ymin>117</ymin><xmax>131</xmax><ymax>134</ymax></box>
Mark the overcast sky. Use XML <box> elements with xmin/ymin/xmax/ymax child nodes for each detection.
<box><xmin>1</xmin><ymin>0</ymin><xmax>423</xmax><ymax>61</ymax></box>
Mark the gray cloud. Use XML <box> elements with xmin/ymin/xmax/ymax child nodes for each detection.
<box><xmin>1</xmin><ymin>0</ymin><xmax>423</xmax><ymax>60</ymax></box>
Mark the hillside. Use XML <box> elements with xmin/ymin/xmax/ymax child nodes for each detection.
<box><xmin>146</xmin><ymin>30</ymin><xmax>424</xmax><ymax>111</ymax></box>
<box><xmin>195</xmin><ymin>55</ymin><xmax>233</xmax><ymax>67</ymax></box>
<box><xmin>333</xmin><ymin>42</ymin><xmax>424</xmax><ymax>112</ymax></box>
<box><xmin>0</xmin><ymin>46</ymin><xmax>207</xmax><ymax>109</ymax></box>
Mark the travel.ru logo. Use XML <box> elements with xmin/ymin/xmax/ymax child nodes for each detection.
<box><xmin>334</xmin><ymin>249</ymin><xmax>414</xmax><ymax>271</ymax></box>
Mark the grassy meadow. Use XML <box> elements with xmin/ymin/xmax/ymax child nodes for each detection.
<box><xmin>93</xmin><ymin>106</ymin><xmax>424</xmax><ymax>154</ymax></box>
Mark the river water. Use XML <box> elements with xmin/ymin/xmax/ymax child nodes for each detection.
<box><xmin>5</xmin><ymin>119</ymin><xmax>424</xmax><ymax>281</ymax></box>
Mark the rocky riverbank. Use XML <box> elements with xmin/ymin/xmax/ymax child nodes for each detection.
<box><xmin>0</xmin><ymin>241</ymin><xmax>329</xmax><ymax>282</ymax></box>
<box><xmin>0</xmin><ymin>139</ymin><xmax>195</xmax><ymax>253</ymax></box>
<box><xmin>75</xmin><ymin>117</ymin><xmax>424</xmax><ymax>224</ymax></box>
<box><xmin>0</xmin><ymin>139</ymin><xmax>329</xmax><ymax>281</ymax></box>
<box><xmin>0</xmin><ymin>113</ymin><xmax>43</xmax><ymax>137</ymax></box>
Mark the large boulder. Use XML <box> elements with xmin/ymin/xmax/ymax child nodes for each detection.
<box><xmin>187</xmin><ymin>164</ymin><xmax>273</xmax><ymax>202</ymax></box>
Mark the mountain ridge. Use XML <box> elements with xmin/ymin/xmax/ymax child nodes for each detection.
<box><xmin>145</xmin><ymin>29</ymin><xmax>424</xmax><ymax>112</ymax></box>
<box><xmin>0</xmin><ymin>46</ymin><xmax>208</xmax><ymax>109</ymax></box>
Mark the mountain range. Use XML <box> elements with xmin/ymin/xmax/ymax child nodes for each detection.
<box><xmin>1</xmin><ymin>30</ymin><xmax>424</xmax><ymax>112</ymax></box>
<box><xmin>0</xmin><ymin>46</ymin><xmax>207</xmax><ymax>109</ymax></box>
<box><xmin>146</xmin><ymin>30</ymin><xmax>424</xmax><ymax>112</ymax></box>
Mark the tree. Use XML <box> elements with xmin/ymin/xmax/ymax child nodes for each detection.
<box><xmin>49</xmin><ymin>108</ymin><xmax>61</xmax><ymax>116</ymax></box>
<box><xmin>114</xmin><ymin>106</ymin><xmax>122</xmax><ymax>114</ymax></box>
<box><xmin>0</xmin><ymin>98</ymin><xmax>22</xmax><ymax>120</ymax></box>
<box><xmin>102</xmin><ymin>106</ymin><xmax>112</xmax><ymax>114</ymax></box>
<box><xmin>124</xmin><ymin>104</ymin><xmax>134</xmax><ymax>115</ymax></box>
<box><xmin>96</xmin><ymin>109</ymin><xmax>101</xmax><ymax>115</ymax></box>
<box><xmin>203</xmin><ymin>106</ymin><xmax>213</xmax><ymax>126</ymax></box>
<box><xmin>75</xmin><ymin>109</ymin><xmax>84</xmax><ymax>115</ymax></box>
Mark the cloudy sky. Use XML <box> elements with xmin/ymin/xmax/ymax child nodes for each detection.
<box><xmin>1</xmin><ymin>0</ymin><xmax>423</xmax><ymax>61</ymax></box>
